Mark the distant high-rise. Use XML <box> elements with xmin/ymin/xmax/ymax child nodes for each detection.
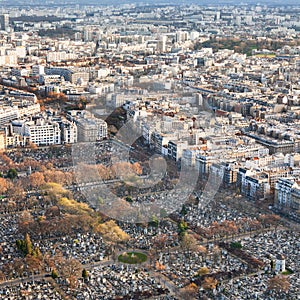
<box><xmin>0</xmin><ymin>14</ymin><xmax>9</xmax><ymax>31</ymax></box>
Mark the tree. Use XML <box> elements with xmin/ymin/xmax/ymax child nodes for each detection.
<box><xmin>212</xmin><ymin>245</ymin><xmax>222</xmax><ymax>263</ymax></box>
<box><xmin>82</xmin><ymin>269</ymin><xmax>89</xmax><ymax>279</ymax></box>
<box><xmin>265</xmin><ymin>214</ymin><xmax>281</xmax><ymax>231</ymax></box>
<box><xmin>25</xmin><ymin>255</ymin><xmax>43</xmax><ymax>274</ymax></box>
<box><xmin>180</xmin><ymin>204</ymin><xmax>188</xmax><ymax>216</ymax></box>
<box><xmin>29</xmin><ymin>172</ymin><xmax>45</xmax><ymax>188</ymax></box>
<box><xmin>12</xmin><ymin>258</ymin><xmax>25</xmax><ymax>277</ymax></box>
<box><xmin>7</xmin><ymin>168</ymin><xmax>18</xmax><ymax>180</ymax></box>
<box><xmin>0</xmin><ymin>270</ymin><xmax>6</xmax><ymax>282</ymax></box>
<box><xmin>180</xmin><ymin>233</ymin><xmax>199</xmax><ymax>256</ymax></box>
<box><xmin>51</xmin><ymin>269</ymin><xmax>58</xmax><ymax>279</ymax></box>
<box><xmin>248</xmin><ymin>219</ymin><xmax>262</xmax><ymax>233</ymax></box>
<box><xmin>58</xmin><ymin>197</ymin><xmax>93</xmax><ymax>216</ymax></box>
<box><xmin>32</xmin><ymin>247</ymin><xmax>42</xmax><ymax>259</ymax></box>
<box><xmin>42</xmin><ymin>182</ymin><xmax>72</xmax><ymax>204</ymax></box>
<box><xmin>268</xmin><ymin>275</ymin><xmax>290</xmax><ymax>293</ymax></box>
<box><xmin>221</xmin><ymin>220</ymin><xmax>238</xmax><ymax>239</ymax></box>
<box><xmin>180</xmin><ymin>283</ymin><xmax>198</xmax><ymax>300</ymax></box>
<box><xmin>202</xmin><ymin>277</ymin><xmax>218</xmax><ymax>290</ymax></box>
<box><xmin>0</xmin><ymin>177</ymin><xmax>7</xmax><ymax>194</ymax></box>
<box><xmin>94</xmin><ymin>220</ymin><xmax>130</xmax><ymax>243</ymax></box>
<box><xmin>155</xmin><ymin>261</ymin><xmax>166</xmax><ymax>271</ymax></box>
<box><xmin>230</xmin><ymin>242</ymin><xmax>242</xmax><ymax>249</ymax></box>
<box><xmin>210</xmin><ymin>221</ymin><xmax>221</xmax><ymax>240</ymax></box>
<box><xmin>45</xmin><ymin>206</ymin><xmax>61</xmax><ymax>219</ymax></box>
<box><xmin>60</xmin><ymin>258</ymin><xmax>82</xmax><ymax>288</ymax></box>
<box><xmin>196</xmin><ymin>266</ymin><xmax>209</xmax><ymax>276</ymax></box>
<box><xmin>16</xmin><ymin>233</ymin><xmax>33</xmax><ymax>256</ymax></box>
<box><xmin>149</xmin><ymin>215</ymin><xmax>159</xmax><ymax>227</ymax></box>
<box><xmin>6</xmin><ymin>181</ymin><xmax>24</xmax><ymax>201</ymax></box>
<box><xmin>24</xmin><ymin>233</ymin><xmax>33</xmax><ymax>256</ymax></box>
<box><xmin>178</xmin><ymin>220</ymin><xmax>188</xmax><ymax>237</ymax></box>
<box><xmin>131</xmin><ymin>162</ymin><xmax>143</xmax><ymax>175</ymax></box>
<box><xmin>18</xmin><ymin>211</ymin><xmax>34</xmax><ymax>234</ymax></box>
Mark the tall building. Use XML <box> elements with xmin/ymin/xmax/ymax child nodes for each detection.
<box><xmin>61</xmin><ymin>120</ymin><xmax>77</xmax><ymax>144</ymax></box>
<box><xmin>0</xmin><ymin>106</ymin><xmax>19</xmax><ymax>125</ymax></box>
<box><xmin>23</xmin><ymin>118</ymin><xmax>61</xmax><ymax>146</ymax></box>
<box><xmin>0</xmin><ymin>14</ymin><xmax>9</xmax><ymax>31</ymax></box>
<box><xmin>76</xmin><ymin>116</ymin><xmax>107</xmax><ymax>142</ymax></box>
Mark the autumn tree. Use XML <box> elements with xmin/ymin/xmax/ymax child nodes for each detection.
<box><xmin>211</xmin><ymin>245</ymin><xmax>222</xmax><ymax>263</ymax></box>
<box><xmin>155</xmin><ymin>261</ymin><xmax>166</xmax><ymax>271</ymax></box>
<box><xmin>42</xmin><ymin>182</ymin><xmax>72</xmax><ymax>205</ymax></box>
<box><xmin>18</xmin><ymin>211</ymin><xmax>34</xmax><ymax>234</ymax></box>
<box><xmin>268</xmin><ymin>275</ymin><xmax>290</xmax><ymax>294</ymax></box>
<box><xmin>153</xmin><ymin>234</ymin><xmax>167</xmax><ymax>254</ymax></box>
<box><xmin>94</xmin><ymin>220</ymin><xmax>130</xmax><ymax>244</ymax></box>
<box><xmin>29</xmin><ymin>172</ymin><xmax>45</xmax><ymax>188</ymax></box>
<box><xmin>6</xmin><ymin>181</ymin><xmax>24</xmax><ymax>201</ymax></box>
<box><xmin>12</xmin><ymin>258</ymin><xmax>25</xmax><ymax>277</ymax></box>
<box><xmin>221</xmin><ymin>220</ymin><xmax>238</xmax><ymax>239</ymax></box>
<box><xmin>196</xmin><ymin>266</ymin><xmax>209</xmax><ymax>276</ymax></box>
<box><xmin>0</xmin><ymin>177</ymin><xmax>7</xmax><ymax>194</ymax></box>
<box><xmin>131</xmin><ymin>162</ymin><xmax>143</xmax><ymax>175</ymax></box>
<box><xmin>180</xmin><ymin>233</ymin><xmax>199</xmax><ymax>257</ymax></box>
<box><xmin>59</xmin><ymin>258</ymin><xmax>82</xmax><ymax>288</ymax></box>
<box><xmin>28</xmin><ymin>141</ymin><xmax>38</xmax><ymax>150</ymax></box>
<box><xmin>97</xmin><ymin>164</ymin><xmax>110</xmax><ymax>180</ymax></box>
<box><xmin>259</xmin><ymin>214</ymin><xmax>281</xmax><ymax>231</ymax></box>
<box><xmin>58</xmin><ymin>197</ymin><xmax>93</xmax><ymax>216</ymax></box>
<box><xmin>202</xmin><ymin>277</ymin><xmax>218</xmax><ymax>290</ymax></box>
<box><xmin>0</xmin><ymin>270</ymin><xmax>6</xmax><ymax>282</ymax></box>
<box><xmin>25</xmin><ymin>254</ymin><xmax>43</xmax><ymax>274</ymax></box>
<box><xmin>180</xmin><ymin>282</ymin><xmax>198</xmax><ymax>300</ymax></box>
<box><xmin>111</xmin><ymin>162</ymin><xmax>135</xmax><ymax>180</ymax></box>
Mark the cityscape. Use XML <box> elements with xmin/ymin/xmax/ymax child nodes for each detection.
<box><xmin>0</xmin><ymin>1</ymin><xmax>299</xmax><ymax>299</ymax></box>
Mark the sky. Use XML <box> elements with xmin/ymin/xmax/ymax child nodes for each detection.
<box><xmin>3</xmin><ymin>0</ymin><xmax>300</xmax><ymax>6</ymax></box>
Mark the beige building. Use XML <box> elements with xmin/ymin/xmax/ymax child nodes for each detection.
<box><xmin>76</xmin><ymin>116</ymin><xmax>107</xmax><ymax>142</ymax></box>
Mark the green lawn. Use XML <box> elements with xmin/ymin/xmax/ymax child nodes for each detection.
<box><xmin>282</xmin><ymin>269</ymin><xmax>293</xmax><ymax>275</ymax></box>
<box><xmin>118</xmin><ymin>252</ymin><xmax>147</xmax><ymax>264</ymax></box>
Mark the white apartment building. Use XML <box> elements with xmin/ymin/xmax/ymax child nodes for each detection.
<box><xmin>46</xmin><ymin>51</ymin><xmax>78</xmax><ymax>63</ymax></box>
<box><xmin>274</xmin><ymin>177</ymin><xmax>300</xmax><ymax>211</ymax></box>
<box><xmin>23</xmin><ymin>118</ymin><xmax>61</xmax><ymax>146</ymax></box>
<box><xmin>18</xmin><ymin>103</ymin><xmax>41</xmax><ymax>118</ymax></box>
<box><xmin>32</xmin><ymin>65</ymin><xmax>45</xmax><ymax>76</ymax></box>
<box><xmin>0</xmin><ymin>106</ymin><xmax>19</xmax><ymax>125</ymax></box>
<box><xmin>88</xmin><ymin>83</ymin><xmax>114</xmax><ymax>95</ymax></box>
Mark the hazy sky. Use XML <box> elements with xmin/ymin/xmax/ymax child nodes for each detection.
<box><xmin>4</xmin><ymin>0</ymin><xmax>300</xmax><ymax>6</ymax></box>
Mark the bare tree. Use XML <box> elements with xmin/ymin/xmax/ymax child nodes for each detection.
<box><xmin>268</xmin><ymin>275</ymin><xmax>290</xmax><ymax>294</ymax></box>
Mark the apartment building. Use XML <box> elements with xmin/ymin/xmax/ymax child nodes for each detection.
<box><xmin>168</xmin><ymin>140</ymin><xmax>188</xmax><ymax>161</ymax></box>
<box><xmin>23</xmin><ymin>118</ymin><xmax>61</xmax><ymax>146</ymax></box>
<box><xmin>61</xmin><ymin>120</ymin><xmax>78</xmax><ymax>144</ymax></box>
<box><xmin>236</xmin><ymin>168</ymin><xmax>270</xmax><ymax>200</ymax></box>
<box><xmin>76</xmin><ymin>117</ymin><xmax>107</xmax><ymax>142</ymax></box>
<box><xmin>275</xmin><ymin>178</ymin><xmax>300</xmax><ymax>211</ymax></box>
<box><xmin>0</xmin><ymin>106</ymin><xmax>19</xmax><ymax>125</ymax></box>
<box><xmin>0</xmin><ymin>14</ymin><xmax>9</xmax><ymax>31</ymax></box>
